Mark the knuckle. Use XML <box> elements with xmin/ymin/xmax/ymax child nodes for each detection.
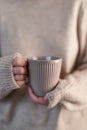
<box><xmin>17</xmin><ymin>75</ymin><xmax>26</xmax><ymax>80</ymax></box>
<box><xmin>13</xmin><ymin>67</ymin><xmax>19</xmax><ymax>74</ymax></box>
<box><xmin>20</xmin><ymin>68</ymin><xmax>24</xmax><ymax>74</ymax></box>
<box><xmin>13</xmin><ymin>67</ymin><xmax>24</xmax><ymax>74</ymax></box>
<box><xmin>15</xmin><ymin>67</ymin><xmax>24</xmax><ymax>74</ymax></box>
<box><xmin>22</xmin><ymin>75</ymin><xmax>26</xmax><ymax>80</ymax></box>
<box><xmin>14</xmin><ymin>75</ymin><xmax>20</xmax><ymax>80</ymax></box>
<box><xmin>17</xmin><ymin>75</ymin><xmax>21</xmax><ymax>80</ymax></box>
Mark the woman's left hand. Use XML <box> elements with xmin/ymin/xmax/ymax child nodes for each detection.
<box><xmin>28</xmin><ymin>87</ymin><xmax>49</xmax><ymax>106</ymax></box>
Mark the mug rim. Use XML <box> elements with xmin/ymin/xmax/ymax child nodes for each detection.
<box><xmin>28</xmin><ymin>56</ymin><xmax>62</xmax><ymax>62</ymax></box>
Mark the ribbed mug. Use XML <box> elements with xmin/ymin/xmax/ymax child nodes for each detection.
<box><xmin>28</xmin><ymin>56</ymin><xmax>62</xmax><ymax>96</ymax></box>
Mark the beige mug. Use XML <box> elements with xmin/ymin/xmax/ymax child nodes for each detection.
<box><xmin>28</xmin><ymin>56</ymin><xmax>62</xmax><ymax>96</ymax></box>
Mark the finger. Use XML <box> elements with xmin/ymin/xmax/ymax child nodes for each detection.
<box><xmin>44</xmin><ymin>95</ymin><xmax>48</xmax><ymax>101</ymax></box>
<box><xmin>28</xmin><ymin>87</ymin><xmax>39</xmax><ymax>103</ymax></box>
<box><xmin>14</xmin><ymin>75</ymin><xmax>26</xmax><ymax>81</ymax></box>
<box><xmin>16</xmin><ymin>81</ymin><xmax>26</xmax><ymax>87</ymax></box>
<box><xmin>43</xmin><ymin>96</ymin><xmax>49</xmax><ymax>106</ymax></box>
<box><xmin>28</xmin><ymin>87</ymin><xmax>48</xmax><ymax>104</ymax></box>
<box><xmin>13</xmin><ymin>57</ymin><xmax>27</xmax><ymax>67</ymax></box>
<box><xmin>13</xmin><ymin>67</ymin><xmax>27</xmax><ymax>75</ymax></box>
<box><xmin>38</xmin><ymin>96</ymin><xmax>48</xmax><ymax>104</ymax></box>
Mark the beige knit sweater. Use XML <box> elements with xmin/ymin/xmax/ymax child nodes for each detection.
<box><xmin>0</xmin><ymin>0</ymin><xmax>87</xmax><ymax>130</ymax></box>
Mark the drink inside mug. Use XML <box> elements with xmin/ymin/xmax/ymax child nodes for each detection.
<box><xmin>28</xmin><ymin>56</ymin><xmax>61</xmax><ymax>61</ymax></box>
<box><xmin>28</xmin><ymin>56</ymin><xmax>62</xmax><ymax>96</ymax></box>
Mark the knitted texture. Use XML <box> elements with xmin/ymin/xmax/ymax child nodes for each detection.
<box><xmin>47</xmin><ymin>67</ymin><xmax>87</xmax><ymax>111</ymax></box>
<box><xmin>0</xmin><ymin>53</ymin><xmax>22</xmax><ymax>99</ymax></box>
<box><xmin>46</xmin><ymin>79</ymin><xmax>74</xmax><ymax>109</ymax></box>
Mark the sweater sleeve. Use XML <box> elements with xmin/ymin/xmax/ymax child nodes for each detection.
<box><xmin>0</xmin><ymin>53</ymin><xmax>22</xmax><ymax>100</ymax></box>
<box><xmin>46</xmin><ymin>1</ymin><xmax>87</xmax><ymax>111</ymax></box>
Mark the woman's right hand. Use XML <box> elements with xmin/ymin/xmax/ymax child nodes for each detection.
<box><xmin>12</xmin><ymin>57</ymin><xmax>28</xmax><ymax>88</ymax></box>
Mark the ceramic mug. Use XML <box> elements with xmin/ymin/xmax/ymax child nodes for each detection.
<box><xmin>28</xmin><ymin>56</ymin><xmax>62</xmax><ymax>96</ymax></box>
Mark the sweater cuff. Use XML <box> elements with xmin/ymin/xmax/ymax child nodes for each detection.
<box><xmin>46</xmin><ymin>79</ymin><xmax>74</xmax><ymax>109</ymax></box>
<box><xmin>0</xmin><ymin>53</ymin><xmax>23</xmax><ymax>98</ymax></box>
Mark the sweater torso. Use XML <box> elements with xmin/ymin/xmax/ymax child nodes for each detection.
<box><xmin>0</xmin><ymin>0</ymin><xmax>79</xmax><ymax>75</ymax></box>
<box><xmin>0</xmin><ymin>0</ymin><xmax>87</xmax><ymax>130</ymax></box>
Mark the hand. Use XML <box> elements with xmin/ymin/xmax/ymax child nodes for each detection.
<box><xmin>12</xmin><ymin>57</ymin><xmax>28</xmax><ymax>88</ymax></box>
<box><xmin>28</xmin><ymin>87</ymin><xmax>49</xmax><ymax>106</ymax></box>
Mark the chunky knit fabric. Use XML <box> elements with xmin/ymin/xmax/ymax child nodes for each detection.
<box><xmin>0</xmin><ymin>0</ymin><xmax>87</xmax><ymax>130</ymax></box>
<box><xmin>0</xmin><ymin>53</ymin><xmax>21</xmax><ymax>99</ymax></box>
